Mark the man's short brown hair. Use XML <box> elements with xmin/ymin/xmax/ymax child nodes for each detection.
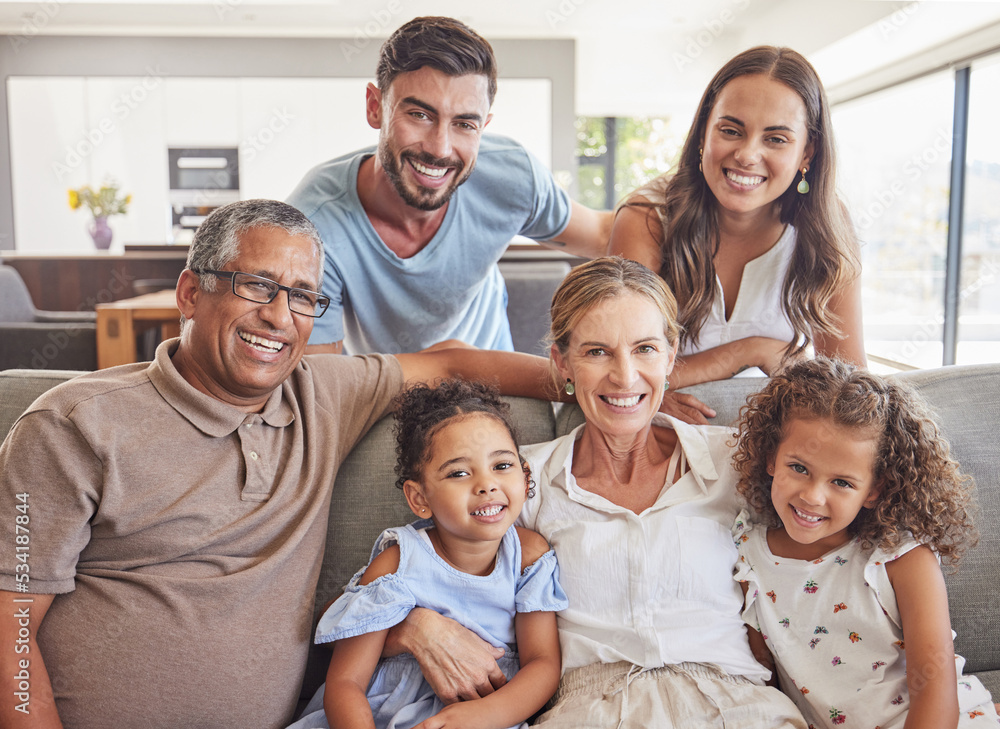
<box><xmin>376</xmin><ymin>16</ymin><xmax>497</xmax><ymax>105</ymax></box>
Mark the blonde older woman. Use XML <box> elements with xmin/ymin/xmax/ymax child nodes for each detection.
<box><xmin>518</xmin><ymin>256</ymin><xmax>804</xmax><ymax>727</ymax></box>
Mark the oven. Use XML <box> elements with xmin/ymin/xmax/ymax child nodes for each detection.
<box><xmin>168</xmin><ymin>147</ymin><xmax>240</xmax><ymax>243</ymax></box>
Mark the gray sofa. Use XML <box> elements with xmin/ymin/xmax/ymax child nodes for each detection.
<box><xmin>1</xmin><ymin>363</ymin><xmax>998</xmax><ymax>708</ymax></box>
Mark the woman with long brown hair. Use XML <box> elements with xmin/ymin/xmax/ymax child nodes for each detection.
<box><xmin>610</xmin><ymin>46</ymin><xmax>864</xmax><ymax>408</ymax></box>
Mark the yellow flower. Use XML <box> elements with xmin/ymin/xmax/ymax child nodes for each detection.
<box><xmin>67</xmin><ymin>180</ymin><xmax>131</xmax><ymax>218</ymax></box>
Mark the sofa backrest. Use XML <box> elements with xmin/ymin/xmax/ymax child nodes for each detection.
<box><xmin>899</xmin><ymin>364</ymin><xmax>1000</xmax><ymax>689</ymax></box>
<box><xmin>499</xmin><ymin>261</ymin><xmax>571</xmax><ymax>357</ymax></box>
<box><xmin>0</xmin><ymin>369</ymin><xmax>87</xmax><ymax>436</ymax></box>
<box><xmin>2</xmin><ymin>363</ymin><xmax>998</xmax><ymax>698</ymax></box>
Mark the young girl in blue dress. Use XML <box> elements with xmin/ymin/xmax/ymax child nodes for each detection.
<box><xmin>731</xmin><ymin>357</ymin><xmax>998</xmax><ymax>729</ymax></box>
<box><xmin>289</xmin><ymin>379</ymin><xmax>567</xmax><ymax>729</ymax></box>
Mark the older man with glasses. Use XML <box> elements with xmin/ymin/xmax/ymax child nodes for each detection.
<box><xmin>0</xmin><ymin>199</ymin><xmax>558</xmax><ymax>729</ymax></box>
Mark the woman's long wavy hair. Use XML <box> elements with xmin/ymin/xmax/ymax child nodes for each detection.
<box><xmin>626</xmin><ymin>46</ymin><xmax>859</xmax><ymax>357</ymax></box>
<box><xmin>732</xmin><ymin>358</ymin><xmax>977</xmax><ymax>567</ymax></box>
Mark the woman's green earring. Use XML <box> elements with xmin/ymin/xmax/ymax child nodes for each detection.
<box><xmin>564</xmin><ymin>379</ymin><xmax>575</xmax><ymax>396</ymax></box>
<box><xmin>796</xmin><ymin>167</ymin><xmax>810</xmax><ymax>194</ymax></box>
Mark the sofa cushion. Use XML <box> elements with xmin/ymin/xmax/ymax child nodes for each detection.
<box><xmin>900</xmin><ymin>364</ymin><xmax>1000</xmax><ymax>695</ymax></box>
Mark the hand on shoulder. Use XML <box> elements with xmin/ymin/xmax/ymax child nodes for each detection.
<box><xmin>658</xmin><ymin>391</ymin><xmax>717</xmax><ymax>424</ymax></box>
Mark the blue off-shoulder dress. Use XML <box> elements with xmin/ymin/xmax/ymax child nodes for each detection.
<box><xmin>287</xmin><ymin>519</ymin><xmax>568</xmax><ymax>729</ymax></box>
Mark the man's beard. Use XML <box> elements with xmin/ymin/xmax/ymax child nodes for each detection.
<box><xmin>378</xmin><ymin>140</ymin><xmax>472</xmax><ymax>212</ymax></box>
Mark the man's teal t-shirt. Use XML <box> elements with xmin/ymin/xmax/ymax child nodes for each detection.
<box><xmin>286</xmin><ymin>135</ymin><xmax>572</xmax><ymax>355</ymax></box>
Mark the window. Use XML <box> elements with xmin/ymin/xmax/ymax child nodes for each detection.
<box><xmin>575</xmin><ymin>116</ymin><xmax>683</xmax><ymax>210</ymax></box>
<box><xmin>833</xmin><ymin>72</ymin><xmax>955</xmax><ymax>369</ymax></box>
<box><xmin>959</xmin><ymin>55</ymin><xmax>1000</xmax><ymax>365</ymax></box>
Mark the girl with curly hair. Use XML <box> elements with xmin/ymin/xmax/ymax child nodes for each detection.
<box><xmin>289</xmin><ymin>379</ymin><xmax>567</xmax><ymax>729</ymax></box>
<box><xmin>730</xmin><ymin>357</ymin><xmax>996</xmax><ymax>728</ymax></box>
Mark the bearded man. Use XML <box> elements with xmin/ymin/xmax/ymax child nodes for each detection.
<box><xmin>287</xmin><ymin>16</ymin><xmax>611</xmax><ymax>356</ymax></box>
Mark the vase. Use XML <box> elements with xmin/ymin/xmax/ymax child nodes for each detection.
<box><xmin>89</xmin><ymin>216</ymin><xmax>113</xmax><ymax>250</ymax></box>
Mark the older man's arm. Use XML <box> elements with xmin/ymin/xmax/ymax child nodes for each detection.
<box><xmin>0</xmin><ymin>591</ymin><xmax>63</xmax><ymax>728</ymax></box>
<box><xmin>383</xmin><ymin>608</ymin><xmax>508</xmax><ymax>703</ymax></box>
<box><xmin>304</xmin><ymin>340</ymin><xmax>344</xmax><ymax>355</ymax></box>
<box><xmin>395</xmin><ymin>348</ymin><xmax>561</xmax><ymax>402</ymax></box>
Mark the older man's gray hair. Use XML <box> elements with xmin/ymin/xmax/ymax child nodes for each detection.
<box><xmin>185</xmin><ymin>199</ymin><xmax>324</xmax><ymax>292</ymax></box>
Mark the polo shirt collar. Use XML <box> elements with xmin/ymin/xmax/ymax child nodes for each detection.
<box><xmin>147</xmin><ymin>339</ymin><xmax>295</xmax><ymax>437</ymax></box>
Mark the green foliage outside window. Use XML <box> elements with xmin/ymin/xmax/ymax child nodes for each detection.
<box><xmin>574</xmin><ymin>116</ymin><xmax>683</xmax><ymax>209</ymax></box>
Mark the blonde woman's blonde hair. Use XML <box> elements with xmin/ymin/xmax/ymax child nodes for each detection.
<box><xmin>548</xmin><ymin>256</ymin><xmax>680</xmax><ymax>385</ymax></box>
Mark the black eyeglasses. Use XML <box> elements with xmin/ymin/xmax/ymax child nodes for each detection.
<box><xmin>195</xmin><ymin>270</ymin><xmax>330</xmax><ymax>318</ymax></box>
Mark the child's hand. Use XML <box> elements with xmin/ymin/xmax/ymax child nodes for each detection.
<box><xmin>413</xmin><ymin>701</ymin><xmax>490</xmax><ymax>729</ymax></box>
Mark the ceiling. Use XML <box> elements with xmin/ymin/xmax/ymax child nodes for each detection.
<box><xmin>1</xmin><ymin>0</ymin><xmax>998</xmax><ymax>115</ymax></box>
<box><xmin>0</xmin><ymin>0</ymin><xmax>794</xmax><ymax>38</ymax></box>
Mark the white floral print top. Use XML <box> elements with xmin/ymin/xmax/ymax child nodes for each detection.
<box><xmin>733</xmin><ymin>511</ymin><xmax>996</xmax><ymax>729</ymax></box>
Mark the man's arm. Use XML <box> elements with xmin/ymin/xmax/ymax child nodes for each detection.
<box><xmin>0</xmin><ymin>591</ymin><xmax>63</xmax><ymax>728</ymax></box>
<box><xmin>537</xmin><ymin>200</ymin><xmax>613</xmax><ymax>260</ymax></box>
<box><xmin>384</xmin><ymin>609</ymin><xmax>507</xmax><ymax>704</ymax></box>
<box><xmin>396</xmin><ymin>343</ymin><xmax>721</xmax><ymax>424</ymax></box>
<box><xmin>395</xmin><ymin>348</ymin><xmax>561</xmax><ymax>402</ymax></box>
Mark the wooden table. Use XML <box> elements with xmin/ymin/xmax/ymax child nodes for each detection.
<box><xmin>95</xmin><ymin>289</ymin><xmax>180</xmax><ymax>369</ymax></box>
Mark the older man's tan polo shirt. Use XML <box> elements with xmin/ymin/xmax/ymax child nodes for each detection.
<box><xmin>0</xmin><ymin>339</ymin><xmax>402</xmax><ymax>728</ymax></box>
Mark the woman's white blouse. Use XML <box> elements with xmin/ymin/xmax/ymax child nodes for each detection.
<box><xmin>683</xmin><ymin>224</ymin><xmax>798</xmax><ymax>359</ymax></box>
<box><xmin>625</xmin><ymin>176</ymin><xmax>801</xmax><ymax>369</ymax></box>
<box><xmin>519</xmin><ymin>414</ymin><xmax>769</xmax><ymax>682</ymax></box>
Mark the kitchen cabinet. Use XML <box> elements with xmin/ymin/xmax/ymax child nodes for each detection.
<box><xmin>8</xmin><ymin>76</ymin><xmax>553</xmax><ymax>253</ymax></box>
<box><xmin>1</xmin><ymin>250</ymin><xmax>187</xmax><ymax>312</ymax></box>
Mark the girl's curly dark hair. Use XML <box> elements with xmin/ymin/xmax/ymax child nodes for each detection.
<box><xmin>733</xmin><ymin>357</ymin><xmax>977</xmax><ymax>566</ymax></box>
<box><xmin>392</xmin><ymin>378</ymin><xmax>532</xmax><ymax>494</ymax></box>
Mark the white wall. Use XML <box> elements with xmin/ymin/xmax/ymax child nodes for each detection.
<box><xmin>8</xmin><ymin>76</ymin><xmax>552</xmax><ymax>252</ymax></box>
